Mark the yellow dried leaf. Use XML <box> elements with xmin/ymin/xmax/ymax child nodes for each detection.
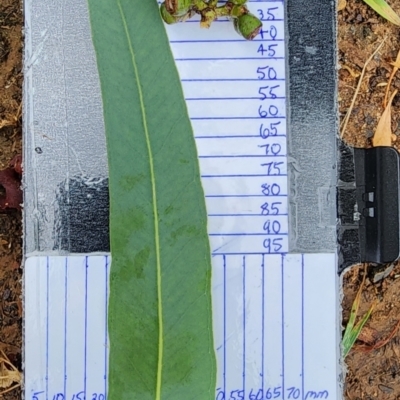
<box><xmin>384</xmin><ymin>49</ymin><xmax>400</xmax><ymax>108</ymax></box>
<box><xmin>0</xmin><ymin>351</ymin><xmax>21</xmax><ymax>395</ymax></box>
<box><xmin>0</xmin><ymin>367</ymin><xmax>19</xmax><ymax>389</ymax></box>
<box><xmin>338</xmin><ymin>0</ymin><xmax>347</xmax><ymax>11</ymax></box>
<box><xmin>373</xmin><ymin>90</ymin><xmax>397</xmax><ymax>147</ymax></box>
<box><xmin>0</xmin><ymin>120</ymin><xmax>14</xmax><ymax>129</ymax></box>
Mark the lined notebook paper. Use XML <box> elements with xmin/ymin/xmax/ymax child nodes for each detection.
<box><xmin>25</xmin><ymin>1</ymin><xmax>339</xmax><ymax>399</ymax></box>
<box><xmin>25</xmin><ymin>254</ymin><xmax>338</xmax><ymax>400</ymax></box>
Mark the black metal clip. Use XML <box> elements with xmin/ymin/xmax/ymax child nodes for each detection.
<box><xmin>354</xmin><ymin>147</ymin><xmax>400</xmax><ymax>264</ymax></box>
<box><xmin>337</xmin><ymin>144</ymin><xmax>400</xmax><ymax>271</ymax></box>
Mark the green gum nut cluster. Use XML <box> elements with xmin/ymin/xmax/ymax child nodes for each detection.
<box><xmin>159</xmin><ymin>0</ymin><xmax>263</xmax><ymax>40</ymax></box>
<box><xmin>234</xmin><ymin>13</ymin><xmax>262</xmax><ymax>40</ymax></box>
<box><xmin>160</xmin><ymin>4</ymin><xmax>179</xmax><ymax>24</ymax></box>
<box><xmin>165</xmin><ymin>0</ymin><xmax>194</xmax><ymax>16</ymax></box>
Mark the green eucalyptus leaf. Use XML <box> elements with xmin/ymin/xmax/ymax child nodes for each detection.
<box><xmin>87</xmin><ymin>1</ymin><xmax>216</xmax><ymax>399</ymax></box>
<box><xmin>363</xmin><ymin>0</ymin><xmax>400</xmax><ymax>26</ymax></box>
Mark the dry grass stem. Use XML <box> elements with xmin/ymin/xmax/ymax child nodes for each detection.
<box><xmin>340</xmin><ymin>38</ymin><xmax>387</xmax><ymax>138</ymax></box>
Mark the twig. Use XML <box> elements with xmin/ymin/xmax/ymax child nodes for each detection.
<box><xmin>384</xmin><ymin>49</ymin><xmax>400</xmax><ymax>108</ymax></box>
<box><xmin>356</xmin><ymin>319</ymin><xmax>400</xmax><ymax>353</ymax></box>
<box><xmin>340</xmin><ymin>38</ymin><xmax>387</xmax><ymax>138</ymax></box>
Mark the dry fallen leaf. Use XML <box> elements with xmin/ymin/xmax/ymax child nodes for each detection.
<box><xmin>338</xmin><ymin>0</ymin><xmax>347</xmax><ymax>11</ymax></box>
<box><xmin>357</xmin><ymin>325</ymin><xmax>379</xmax><ymax>345</ymax></box>
<box><xmin>356</xmin><ymin>319</ymin><xmax>400</xmax><ymax>353</ymax></box>
<box><xmin>0</xmin><ymin>120</ymin><xmax>14</xmax><ymax>130</ymax></box>
<box><xmin>0</xmin><ymin>350</ymin><xmax>21</xmax><ymax>395</ymax></box>
<box><xmin>384</xmin><ymin>49</ymin><xmax>400</xmax><ymax>108</ymax></box>
<box><xmin>372</xmin><ymin>90</ymin><xmax>397</xmax><ymax>147</ymax></box>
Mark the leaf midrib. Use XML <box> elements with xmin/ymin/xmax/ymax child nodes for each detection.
<box><xmin>117</xmin><ymin>2</ymin><xmax>164</xmax><ymax>399</ymax></box>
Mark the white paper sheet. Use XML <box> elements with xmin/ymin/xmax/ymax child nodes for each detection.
<box><xmin>25</xmin><ymin>254</ymin><xmax>338</xmax><ymax>400</ymax></box>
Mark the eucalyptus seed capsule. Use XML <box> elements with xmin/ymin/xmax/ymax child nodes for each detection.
<box><xmin>160</xmin><ymin>3</ymin><xmax>179</xmax><ymax>24</ymax></box>
<box><xmin>234</xmin><ymin>13</ymin><xmax>262</xmax><ymax>40</ymax></box>
<box><xmin>230</xmin><ymin>0</ymin><xmax>247</xmax><ymax>5</ymax></box>
<box><xmin>230</xmin><ymin>4</ymin><xmax>248</xmax><ymax>18</ymax></box>
<box><xmin>200</xmin><ymin>7</ymin><xmax>217</xmax><ymax>28</ymax></box>
<box><xmin>165</xmin><ymin>0</ymin><xmax>193</xmax><ymax>16</ymax></box>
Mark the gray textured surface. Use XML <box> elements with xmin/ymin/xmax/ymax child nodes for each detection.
<box><xmin>23</xmin><ymin>0</ymin><xmax>338</xmax><ymax>256</ymax></box>
<box><xmin>24</xmin><ymin>0</ymin><xmax>108</xmax><ymax>254</ymax></box>
<box><xmin>286</xmin><ymin>1</ymin><xmax>338</xmax><ymax>253</ymax></box>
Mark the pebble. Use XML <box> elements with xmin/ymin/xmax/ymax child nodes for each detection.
<box><xmin>371</xmin><ymin>263</ymin><xmax>394</xmax><ymax>283</ymax></box>
<box><xmin>378</xmin><ymin>384</ymin><xmax>394</xmax><ymax>394</ymax></box>
<box><xmin>2</xmin><ymin>288</ymin><xmax>10</xmax><ymax>301</ymax></box>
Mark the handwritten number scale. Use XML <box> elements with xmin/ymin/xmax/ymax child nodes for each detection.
<box><xmin>173</xmin><ymin>3</ymin><xmax>288</xmax><ymax>256</ymax></box>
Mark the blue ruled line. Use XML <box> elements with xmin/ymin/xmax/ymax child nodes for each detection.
<box><xmin>186</xmin><ymin>97</ymin><xmax>286</xmax><ymax>101</ymax></box>
<box><xmin>302</xmin><ymin>255</ymin><xmax>305</xmax><ymax>400</ymax></box>
<box><xmin>202</xmin><ymin>174</ymin><xmax>287</xmax><ymax>178</ymax></box>
<box><xmin>243</xmin><ymin>256</ymin><xmax>246</xmax><ymax>398</ymax></box>
<box><xmin>199</xmin><ymin>155</ymin><xmax>286</xmax><ymax>159</ymax></box>
<box><xmin>208</xmin><ymin>213</ymin><xmax>288</xmax><ymax>217</ymax></box>
<box><xmin>182</xmin><ymin>19</ymin><xmax>282</xmax><ymax>23</ymax></box>
<box><xmin>195</xmin><ymin>135</ymin><xmax>286</xmax><ymax>139</ymax></box>
<box><xmin>192</xmin><ymin>116</ymin><xmax>286</xmax><ymax>120</ymax></box>
<box><xmin>172</xmin><ymin>38</ymin><xmax>284</xmax><ymax>43</ymax></box>
<box><xmin>170</xmin><ymin>25</ymin><xmax>284</xmax><ymax>34</ymax></box>
<box><xmin>64</xmin><ymin>257</ymin><xmax>68</xmax><ymax>398</ymax></box>
<box><xmin>261</xmin><ymin>254</ymin><xmax>265</xmax><ymax>394</ymax></box>
<box><xmin>223</xmin><ymin>255</ymin><xmax>227</xmax><ymax>397</ymax></box>
<box><xmin>281</xmin><ymin>254</ymin><xmax>285</xmax><ymax>399</ymax></box>
<box><xmin>182</xmin><ymin>79</ymin><xmax>286</xmax><ymax>82</ymax></box>
<box><xmin>213</xmin><ymin>251</ymin><xmax>286</xmax><ymax>255</ymax></box>
<box><xmin>209</xmin><ymin>233</ymin><xmax>288</xmax><ymax>236</ymax></box>
<box><xmin>105</xmin><ymin>256</ymin><xmax>109</xmax><ymax>395</ymax></box>
<box><xmin>176</xmin><ymin>57</ymin><xmax>285</xmax><ymax>61</ymax></box>
<box><xmin>84</xmin><ymin>257</ymin><xmax>88</xmax><ymax>398</ymax></box>
<box><xmin>46</xmin><ymin>256</ymin><xmax>49</xmax><ymax>400</ymax></box>
<box><xmin>206</xmin><ymin>195</ymin><xmax>287</xmax><ymax>198</ymax></box>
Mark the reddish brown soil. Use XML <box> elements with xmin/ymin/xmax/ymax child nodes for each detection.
<box><xmin>0</xmin><ymin>0</ymin><xmax>22</xmax><ymax>398</ymax></box>
<box><xmin>2</xmin><ymin>0</ymin><xmax>400</xmax><ymax>398</ymax></box>
<box><xmin>339</xmin><ymin>0</ymin><xmax>400</xmax><ymax>398</ymax></box>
